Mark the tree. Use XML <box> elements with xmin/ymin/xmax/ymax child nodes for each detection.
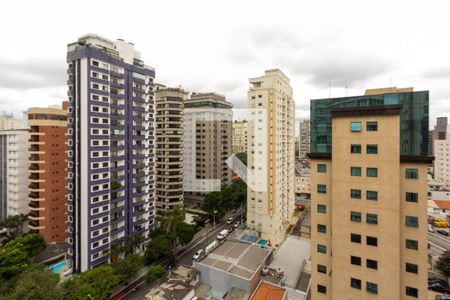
<box><xmin>202</xmin><ymin>191</ymin><xmax>225</xmax><ymax>220</ymax></box>
<box><xmin>436</xmin><ymin>250</ymin><xmax>450</xmax><ymax>277</ymax></box>
<box><xmin>0</xmin><ymin>214</ymin><xmax>28</xmax><ymax>239</ymax></box>
<box><xmin>63</xmin><ymin>265</ymin><xmax>120</xmax><ymax>300</ymax></box>
<box><xmin>112</xmin><ymin>254</ymin><xmax>143</xmax><ymax>283</ymax></box>
<box><xmin>159</xmin><ymin>206</ymin><xmax>185</xmax><ymax>239</ymax></box>
<box><xmin>5</xmin><ymin>234</ymin><xmax>46</xmax><ymax>257</ymax></box>
<box><xmin>143</xmin><ymin>236</ymin><xmax>171</xmax><ymax>265</ymax></box>
<box><xmin>177</xmin><ymin>222</ymin><xmax>195</xmax><ymax>245</ymax></box>
<box><xmin>145</xmin><ymin>264</ymin><xmax>165</xmax><ymax>284</ymax></box>
<box><xmin>6</xmin><ymin>270</ymin><xmax>63</xmax><ymax>300</ymax></box>
<box><xmin>0</xmin><ymin>247</ymin><xmax>29</xmax><ymax>280</ymax></box>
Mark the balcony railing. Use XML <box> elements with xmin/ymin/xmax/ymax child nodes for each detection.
<box><xmin>29</xmin><ymin>182</ymin><xmax>40</xmax><ymax>190</ymax></box>
<box><xmin>29</xmin><ymin>192</ymin><xmax>39</xmax><ymax>198</ymax></box>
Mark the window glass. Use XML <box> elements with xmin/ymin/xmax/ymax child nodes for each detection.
<box><xmin>351</xmin><ymin>144</ymin><xmax>361</xmax><ymax>153</ymax></box>
<box><xmin>406</xmin><ymin>216</ymin><xmax>419</xmax><ymax>227</ymax></box>
<box><xmin>317</xmin><ymin>164</ymin><xmax>327</xmax><ymax>173</ymax></box>
<box><xmin>317</xmin><ymin>244</ymin><xmax>327</xmax><ymax>254</ymax></box>
<box><xmin>366</xmin><ymin>191</ymin><xmax>378</xmax><ymax>201</ymax></box>
<box><xmin>317</xmin><ymin>264</ymin><xmax>327</xmax><ymax>273</ymax></box>
<box><xmin>351</xmin><ymin>256</ymin><xmax>361</xmax><ymax>265</ymax></box>
<box><xmin>367</xmin><ymin>144</ymin><xmax>378</xmax><ymax>154</ymax></box>
<box><xmin>367</xmin><ymin>121</ymin><xmax>378</xmax><ymax>131</ymax></box>
<box><xmin>406</xmin><ymin>192</ymin><xmax>418</xmax><ymax>203</ymax></box>
<box><xmin>351</xmin><ymin>122</ymin><xmax>362</xmax><ymax>132</ymax></box>
<box><xmin>317</xmin><ymin>204</ymin><xmax>327</xmax><ymax>213</ymax></box>
<box><xmin>317</xmin><ymin>184</ymin><xmax>327</xmax><ymax>194</ymax></box>
<box><xmin>405</xmin><ymin>286</ymin><xmax>418</xmax><ymax>298</ymax></box>
<box><xmin>366</xmin><ymin>282</ymin><xmax>378</xmax><ymax>294</ymax></box>
<box><xmin>406</xmin><ymin>239</ymin><xmax>418</xmax><ymax>250</ymax></box>
<box><xmin>351</xmin><ymin>167</ymin><xmax>361</xmax><ymax>176</ymax></box>
<box><xmin>351</xmin><ymin>278</ymin><xmax>361</xmax><ymax>289</ymax></box>
<box><xmin>366</xmin><ymin>236</ymin><xmax>378</xmax><ymax>246</ymax></box>
<box><xmin>351</xmin><ymin>189</ymin><xmax>361</xmax><ymax>199</ymax></box>
<box><xmin>366</xmin><ymin>259</ymin><xmax>378</xmax><ymax>270</ymax></box>
<box><xmin>367</xmin><ymin>168</ymin><xmax>378</xmax><ymax>177</ymax></box>
<box><xmin>406</xmin><ymin>168</ymin><xmax>419</xmax><ymax>179</ymax></box>
<box><xmin>317</xmin><ymin>285</ymin><xmax>327</xmax><ymax>294</ymax></box>
<box><xmin>351</xmin><ymin>211</ymin><xmax>362</xmax><ymax>222</ymax></box>
<box><xmin>317</xmin><ymin>224</ymin><xmax>327</xmax><ymax>233</ymax></box>
<box><xmin>351</xmin><ymin>233</ymin><xmax>361</xmax><ymax>243</ymax></box>
<box><xmin>367</xmin><ymin>213</ymin><xmax>378</xmax><ymax>224</ymax></box>
<box><xmin>406</xmin><ymin>263</ymin><xmax>418</xmax><ymax>274</ymax></box>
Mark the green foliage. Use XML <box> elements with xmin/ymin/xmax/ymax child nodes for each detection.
<box><xmin>436</xmin><ymin>250</ymin><xmax>450</xmax><ymax>277</ymax></box>
<box><xmin>110</xmin><ymin>182</ymin><xmax>121</xmax><ymax>189</ymax></box>
<box><xmin>145</xmin><ymin>264</ymin><xmax>165</xmax><ymax>284</ymax></box>
<box><xmin>63</xmin><ymin>265</ymin><xmax>120</xmax><ymax>300</ymax></box>
<box><xmin>112</xmin><ymin>254</ymin><xmax>143</xmax><ymax>283</ymax></box>
<box><xmin>5</xmin><ymin>234</ymin><xmax>46</xmax><ymax>257</ymax></box>
<box><xmin>0</xmin><ymin>247</ymin><xmax>29</xmax><ymax>280</ymax></box>
<box><xmin>143</xmin><ymin>236</ymin><xmax>171</xmax><ymax>264</ymax></box>
<box><xmin>0</xmin><ymin>214</ymin><xmax>28</xmax><ymax>240</ymax></box>
<box><xmin>159</xmin><ymin>206</ymin><xmax>185</xmax><ymax>239</ymax></box>
<box><xmin>177</xmin><ymin>222</ymin><xmax>195</xmax><ymax>245</ymax></box>
<box><xmin>5</xmin><ymin>270</ymin><xmax>62</xmax><ymax>300</ymax></box>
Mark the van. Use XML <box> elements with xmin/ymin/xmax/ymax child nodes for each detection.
<box><xmin>217</xmin><ymin>229</ymin><xmax>228</xmax><ymax>240</ymax></box>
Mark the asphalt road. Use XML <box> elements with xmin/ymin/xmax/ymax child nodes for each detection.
<box><xmin>429</xmin><ymin>229</ymin><xmax>450</xmax><ymax>256</ymax></box>
<box><xmin>121</xmin><ymin>210</ymin><xmax>244</xmax><ymax>300</ymax></box>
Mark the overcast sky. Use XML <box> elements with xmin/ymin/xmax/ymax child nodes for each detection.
<box><xmin>1</xmin><ymin>0</ymin><xmax>449</xmax><ymax>127</ymax></box>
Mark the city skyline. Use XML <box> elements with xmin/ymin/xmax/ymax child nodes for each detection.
<box><xmin>0</xmin><ymin>1</ymin><xmax>449</xmax><ymax>127</ymax></box>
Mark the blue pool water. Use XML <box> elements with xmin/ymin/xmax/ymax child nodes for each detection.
<box><xmin>258</xmin><ymin>239</ymin><xmax>268</xmax><ymax>246</ymax></box>
<box><xmin>241</xmin><ymin>234</ymin><xmax>258</xmax><ymax>243</ymax></box>
<box><xmin>49</xmin><ymin>261</ymin><xmax>68</xmax><ymax>273</ymax></box>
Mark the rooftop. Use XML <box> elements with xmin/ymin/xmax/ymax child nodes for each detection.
<box><xmin>433</xmin><ymin>200</ymin><xmax>450</xmax><ymax>210</ymax></box>
<box><xmin>196</xmin><ymin>240</ymin><xmax>272</xmax><ymax>280</ymax></box>
<box><xmin>250</xmin><ymin>282</ymin><xmax>286</xmax><ymax>300</ymax></box>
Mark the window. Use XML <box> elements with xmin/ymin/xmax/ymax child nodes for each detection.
<box><xmin>317</xmin><ymin>184</ymin><xmax>327</xmax><ymax>194</ymax></box>
<box><xmin>406</xmin><ymin>239</ymin><xmax>418</xmax><ymax>250</ymax></box>
<box><xmin>406</xmin><ymin>192</ymin><xmax>418</xmax><ymax>203</ymax></box>
<box><xmin>317</xmin><ymin>264</ymin><xmax>327</xmax><ymax>274</ymax></box>
<box><xmin>405</xmin><ymin>168</ymin><xmax>419</xmax><ymax>179</ymax></box>
<box><xmin>367</xmin><ymin>144</ymin><xmax>378</xmax><ymax>154</ymax></box>
<box><xmin>406</xmin><ymin>286</ymin><xmax>418</xmax><ymax>298</ymax></box>
<box><xmin>351</xmin><ymin>122</ymin><xmax>362</xmax><ymax>132</ymax></box>
<box><xmin>317</xmin><ymin>224</ymin><xmax>327</xmax><ymax>233</ymax></box>
<box><xmin>366</xmin><ymin>168</ymin><xmax>378</xmax><ymax>177</ymax></box>
<box><xmin>317</xmin><ymin>244</ymin><xmax>327</xmax><ymax>254</ymax></box>
<box><xmin>317</xmin><ymin>285</ymin><xmax>327</xmax><ymax>294</ymax></box>
<box><xmin>406</xmin><ymin>263</ymin><xmax>418</xmax><ymax>274</ymax></box>
<box><xmin>366</xmin><ymin>259</ymin><xmax>378</xmax><ymax>270</ymax></box>
<box><xmin>366</xmin><ymin>213</ymin><xmax>378</xmax><ymax>224</ymax></box>
<box><xmin>367</xmin><ymin>121</ymin><xmax>378</xmax><ymax>131</ymax></box>
<box><xmin>366</xmin><ymin>236</ymin><xmax>378</xmax><ymax>246</ymax></box>
<box><xmin>366</xmin><ymin>191</ymin><xmax>378</xmax><ymax>201</ymax></box>
<box><xmin>351</xmin><ymin>144</ymin><xmax>361</xmax><ymax>153</ymax></box>
<box><xmin>317</xmin><ymin>164</ymin><xmax>327</xmax><ymax>173</ymax></box>
<box><xmin>351</xmin><ymin>167</ymin><xmax>361</xmax><ymax>176</ymax></box>
<box><xmin>351</xmin><ymin>256</ymin><xmax>361</xmax><ymax>266</ymax></box>
<box><xmin>351</xmin><ymin>233</ymin><xmax>361</xmax><ymax>243</ymax></box>
<box><xmin>351</xmin><ymin>278</ymin><xmax>361</xmax><ymax>289</ymax></box>
<box><xmin>366</xmin><ymin>282</ymin><xmax>378</xmax><ymax>294</ymax></box>
<box><xmin>317</xmin><ymin>204</ymin><xmax>327</xmax><ymax>213</ymax></box>
<box><xmin>351</xmin><ymin>211</ymin><xmax>362</xmax><ymax>222</ymax></box>
<box><xmin>406</xmin><ymin>216</ymin><xmax>419</xmax><ymax>227</ymax></box>
<box><xmin>351</xmin><ymin>189</ymin><xmax>361</xmax><ymax>199</ymax></box>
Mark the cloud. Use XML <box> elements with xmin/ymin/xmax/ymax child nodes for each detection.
<box><xmin>0</xmin><ymin>57</ymin><xmax>66</xmax><ymax>90</ymax></box>
<box><xmin>422</xmin><ymin>66</ymin><xmax>450</xmax><ymax>79</ymax></box>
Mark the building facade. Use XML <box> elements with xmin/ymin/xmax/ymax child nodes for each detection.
<box><xmin>310</xmin><ymin>87</ymin><xmax>429</xmax><ymax>299</ymax></box>
<box><xmin>430</xmin><ymin>117</ymin><xmax>448</xmax><ymax>156</ymax></box>
<box><xmin>0</xmin><ymin>130</ymin><xmax>29</xmax><ymax>219</ymax></box>
<box><xmin>67</xmin><ymin>34</ymin><xmax>155</xmax><ymax>272</ymax></box>
<box><xmin>155</xmin><ymin>85</ymin><xmax>187</xmax><ymax>213</ymax></box>
<box><xmin>184</xmin><ymin>92</ymin><xmax>233</xmax><ymax>205</ymax></box>
<box><xmin>27</xmin><ymin>103</ymin><xmax>68</xmax><ymax>242</ymax></box>
<box><xmin>434</xmin><ymin>135</ymin><xmax>450</xmax><ymax>189</ymax></box>
<box><xmin>232</xmin><ymin>120</ymin><xmax>247</xmax><ymax>154</ymax></box>
<box><xmin>246</xmin><ymin>69</ymin><xmax>295</xmax><ymax>241</ymax></box>
<box><xmin>299</xmin><ymin>119</ymin><xmax>310</xmax><ymax>161</ymax></box>
<box><xmin>0</xmin><ymin>114</ymin><xmax>25</xmax><ymax>130</ymax></box>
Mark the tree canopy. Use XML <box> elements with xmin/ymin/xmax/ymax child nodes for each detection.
<box><xmin>112</xmin><ymin>254</ymin><xmax>143</xmax><ymax>283</ymax></box>
<box><xmin>6</xmin><ymin>270</ymin><xmax>63</xmax><ymax>300</ymax></box>
<box><xmin>145</xmin><ymin>264</ymin><xmax>165</xmax><ymax>284</ymax></box>
<box><xmin>143</xmin><ymin>236</ymin><xmax>171</xmax><ymax>265</ymax></box>
<box><xmin>436</xmin><ymin>250</ymin><xmax>450</xmax><ymax>278</ymax></box>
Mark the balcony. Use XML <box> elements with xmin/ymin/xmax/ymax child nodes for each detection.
<box><xmin>29</xmin><ymin>163</ymin><xmax>40</xmax><ymax>171</ymax></box>
<box><xmin>29</xmin><ymin>192</ymin><xmax>39</xmax><ymax>199</ymax></box>
<box><xmin>29</xmin><ymin>201</ymin><xmax>41</xmax><ymax>210</ymax></box>
<box><xmin>29</xmin><ymin>145</ymin><xmax>40</xmax><ymax>152</ymax></box>
<box><xmin>29</xmin><ymin>182</ymin><xmax>41</xmax><ymax>190</ymax></box>
<box><xmin>29</xmin><ymin>173</ymin><xmax>41</xmax><ymax>181</ymax></box>
<box><xmin>29</xmin><ymin>154</ymin><xmax>41</xmax><ymax>162</ymax></box>
<box><xmin>28</xmin><ymin>220</ymin><xmax>44</xmax><ymax>229</ymax></box>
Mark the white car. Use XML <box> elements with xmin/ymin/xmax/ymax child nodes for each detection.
<box><xmin>217</xmin><ymin>229</ymin><xmax>229</xmax><ymax>240</ymax></box>
<box><xmin>428</xmin><ymin>224</ymin><xmax>435</xmax><ymax>233</ymax></box>
<box><xmin>193</xmin><ymin>249</ymin><xmax>204</xmax><ymax>261</ymax></box>
<box><xmin>226</xmin><ymin>217</ymin><xmax>233</xmax><ymax>225</ymax></box>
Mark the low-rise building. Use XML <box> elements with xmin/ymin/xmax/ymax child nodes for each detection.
<box><xmin>250</xmin><ymin>281</ymin><xmax>287</xmax><ymax>300</ymax></box>
<box><xmin>295</xmin><ymin>176</ymin><xmax>310</xmax><ymax>196</ymax></box>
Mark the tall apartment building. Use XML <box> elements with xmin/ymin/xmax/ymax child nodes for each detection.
<box><xmin>0</xmin><ymin>130</ymin><xmax>29</xmax><ymax>219</ymax></box>
<box><xmin>26</xmin><ymin>102</ymin><xmax>68</xmax><ymax>242</ymax></box>
<box><xmin>0</xmin><ymin>114</ymin><xmax>25</xmax><ymax>130</ymax></box>
<box><xmin>246</xmin><ymin>69</ymin><xmax>295</xmax><ymax>241</ymax></box>
<box><xmin>67</xmin><ymin>34</ymin><xmax>155</xmax><ymax>272</ymax></box>
<box><xmin>155</xmin><ymin>85</ymin><xmax>187</xmax><ymax>213</ymax></box>
<box><xmin>430</xmin><ymin>117</ymin><xmax>448</xmax><ymax>156</ymax></box>
<box><xmin>299</xmin><ymin>119</ymin><xmax>310</xmax><ymax>161</ymax></box>
<box><xmin>434</xmin><ymin>134</ymin><xmax>450</xmax><ymax>189</ymax></box>
<box><xmin>309</xmin><ymin>87</ymin><xmax>429</xmax><ymax>299</ymax></box>
<box><xmin>184</xmin><ymin>93</ymin><xmax>233</xmax><ymax>205</ymax></box>
<box><xmin>232</xmin><ymin>120</ymin><xmax>247</xmax><ymax>154</ymax></box>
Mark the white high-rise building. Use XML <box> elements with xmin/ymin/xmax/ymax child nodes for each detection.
<box><xmin>434</xmin><ymin>132</ymin><xmax>450</xmax><ymax>189</ymax></box>
<box><xmin>0</xmin><ymin>115</ymin><xmax>25</xmax><ymax>130</ymax></box>
<box><xmin>246</xmin><ymin>69</ymin><xmax>295</xmax><ymax>241</ymax></box>
<box><xmin>0</xmin><ymin>130</ymin><xmax>30</xmax><ymax>219</ymax></box>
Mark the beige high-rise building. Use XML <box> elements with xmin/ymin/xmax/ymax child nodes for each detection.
<box><xmin>434</xmin><ymin>134</ymin><xmax>450</xmax><ymax>189</ymax></box>
<box><xmin>232</xmin><ymin>120</ymin><xmax>247</xmax><ymax>154</ymax></box>
<box><xmin>299</xmin><ymin>119</ymin><xmax>310</xmax><ymax>161</ymax></box>
<box><xmin>155</xmin><ymin>85</ymin><xmax>188</xmax><ymax>213</ymax></box>
<box><xmin>0</xmin><ymin>115</ymin><xmax>25</xmax><ymax>130</ymax></box>
<box><xmin>246</xmin><ymin>69</ymin><xmax>295</xmax><ymax>241</ymax></box>
<box><xmin>183</xmin><ymin>92</ymin><xmax>233</xmax><ymax>205</ymax></box>
<box><xmin>310</xmin><ymin>88</ymin><xmax>429</xmax><ymax>299</ymax></box>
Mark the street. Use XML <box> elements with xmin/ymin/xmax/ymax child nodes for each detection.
<box><xmin>121</xmin><ymin>210</ymin><xmax>244</xmax><ymax>300</ymax></box>
<box><xmin>429</xmin><ymin>230</ymin><xmax>450</xmax><ymax>256</ymax></box>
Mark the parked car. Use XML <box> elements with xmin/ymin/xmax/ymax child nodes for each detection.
<box><xmin>193</xmin><ymin>249</ymin><xmax>205</xmax><ymax>261</ymax></box>
<box><xmin>217</xmin><ymin>229</ymin><xmax>228</xmax><ymax>240</ymax></box>
<box><xmin>429</xmin><ymin>224</ymin><xmax>435</xmax><ymax>233</ymax></box>
<box><xmin>429</xmin><ymin>278</ymin><xmax>448</xmax><ymax>287</ymax></box>
<box><xmin>234</xmin><ymin>221</ymin><xmax>240</xmax><ymax>228</ymax></box>
<box><xmin>226</xmin><ymin>217</ymin><xmax>233</xmax><ymax>225</ymax></box>
<box><xmin>429</xmin><ymin>283</ymin><xmax>450</xmax><ymax>294</ymax></box>
<box><xmin>437</xmin><ymin>230</ymin><xmax>449</xmax><ymax>236</ymax></box>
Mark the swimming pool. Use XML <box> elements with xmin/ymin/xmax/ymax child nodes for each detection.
<box><xmin>258</xmin><ymin>239</ymin><xmax>268</xmax><ymax>246</ymax></box>
<box><xmin>241</xmin><ymin>234</ymin><xmax>258</xmax><ymax>243</ymax></box>
<box><xmin>49</xmin><ymin>261</ymin><xmax>68</xmax><ymax>273</ymax></box>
